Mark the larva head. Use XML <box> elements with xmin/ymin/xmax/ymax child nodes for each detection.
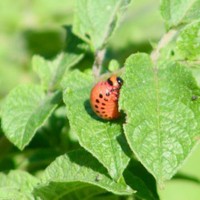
<box><xmin>107</xmin><ymin>75</ymin><xmax>123</xmax><ymax>89</ymax></box>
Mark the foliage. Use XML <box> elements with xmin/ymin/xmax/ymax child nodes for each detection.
<box><xmin>0</xmin><ymin>0</ymin><xmax>200</xmax><ymax>199</ymax></box>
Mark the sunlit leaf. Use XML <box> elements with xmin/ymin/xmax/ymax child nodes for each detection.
<box><xmin>160</xmin><ymin>0</ymin><xmax>200</xmax><ymax>28</ymax></box>
<box><xmin>176</xmin><ymin>20</ymin><xmax>200</xmax><ymax>60</ymax></box>
<box><xmin>120</xmin><ymin>53</ymin><xmax>200</xmax><ymax>183</ymax></box>
<box><xmin>0</xmin><ymin>170</ymin><xmax>38</xmax><ymax>200</ymax></box>
<box><xmin>62</xmin><ymin>70</ymin><xmax>130</xmax><ymax>180</ymax></box>
<box><xmin>1</xmin><ymin>85</ymin><xmax>62</xmax><ymax>149</ymax></box>
<box><xmin>34</xmin><ymin>149</ymin><xmax>134</xmax><ymax>199</ymax></box>
<box><xmin>73</xmin><ymin>0</ymin><xmax>131</xmax><ymax>50</ymax></box>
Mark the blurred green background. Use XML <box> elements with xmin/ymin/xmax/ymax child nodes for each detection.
<box><xmin>0</xmin><ymin>0</ymin><xmax>200</xmax><ymax>199</ymax></box>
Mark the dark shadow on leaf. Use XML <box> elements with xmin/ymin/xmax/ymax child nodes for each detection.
<box><xmin>85</xmin><ymin>33</ymin><xmax>91</xmax><ymax>40</ymax></box>
<box><xmin>49</xmin><ymin>90</ymin><xmax>63</xmax><ymax>104</ymax></box>
<box><xmin>25</xmin><ymin>149</ymin><xmax>60</xmax><ymax>173</ymax></box>
<box><xmin>116</xmin><ymin>133</ymin><xmax>132</xmax><ymax>158</ymax></box>
<box><xmin>84</xmin><ymin>99</ymin><xmax>108</xmax><ymax>122</ymax></box>
<box><xmin>124</xmin><ymin>159</ymin><xmax>159</xmax><ymax>200</ymax></box>
<box><xmin>103</xmin><ymin>41</ymin><xmax>153</xmax><ymax>71</ymax></box>
<box><xmin>63</xmin><ymin>25</ymin><xmax>88</xmax><ymax>55</ymax></box>
<box><xmin>115</xmin><ymin>111</ymin><xmax>132</xmax><ymax>158</ymax></box>
<box><xmin>63</xmin><ymin>25</ymin><xmax>94</xmax><ymax>72</ymax></box>
<box><xmin>84</xmin><ymin>99</ymin><xmax>126</xmax><ymax>125</ymax></box>
<box><xmin>0</xmin><ymin>157</ymin><xmax>15</xmax><ymax>172</ymax></box>
<box><xmin>23</xmin><ymin>29</ymin><xmax>65</xmax><ymax>59</ymax></box>
<box><xmin>67</xmin><ymin>148</ymin><xmax>111</xmax><ymax>180</ymax></box>
<box><xmin>84</xmin><ymin>99</ymin><xmax>131</xmax><ymax>162</ymax></box>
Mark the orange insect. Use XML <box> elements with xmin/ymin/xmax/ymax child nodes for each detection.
<box><xmin>90</xmin><ymin>75</ymin><xmax>123</xmax><ymax>120</ymax></box>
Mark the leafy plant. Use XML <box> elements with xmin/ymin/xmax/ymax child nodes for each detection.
<box><xmin>1</xmin><ymin>0</ymin><xmax>200</xmax><ymax>199</ymax></box>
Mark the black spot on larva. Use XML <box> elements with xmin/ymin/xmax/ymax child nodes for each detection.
<box><xmin>102</xmin><ymin>103</ymin><xmax>106</xmax><ymax>106</ymax></box>
<box><xmin>99</xmin><ymin>94</ymin><xmax>103</xmax><ymax>98</ymax></box>
<box><xmin>107</xmin><ymin>78</ymin><xmax>113</xmax><ymax>86</ymax></box>
<box><xmin>104</xmin><ymin>98</ymin><xmax>108</xmax><ymax>101</ymax></box>
<box><xmin>106</xmin><ymin>92</ymin><xmax>110</xmax><ymax>96</ymax></box>
<box><xmin>95</xmin><ymin>105</ymin><xmax>98</xmax><ymax>108</ymax></box>
<box><xmin>96</xmin><ymin>110</ymin><xmax>100</xmax><ymax>113</ymax></box>
<box><xmin>117</xmin><ymin>77</ymin><xmax>123</xmax><ymax>85</ymax></box>
<box><xmin>102</xmin><ymin>111</ymin><xmax>105</xmax><ymax>114</ymax></box>
<box><xmin>101</xmin><ymin>107</ymin><xmax>105</xmax><ymax>110</ymax></box>
<box><xmin>105</xmin><ymin>115</ymin><xmax>108</xmax><ymax>117</ymax></box>
<box><xmin>96</xmin><ymin>99</ymin><xmax>100</xmax><ymax>103</ymax></box>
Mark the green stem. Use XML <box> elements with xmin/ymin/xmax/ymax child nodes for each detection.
<box><xmin>151</xmin><ymin>29</ymin><xmax>177</xmax><ymax>63</ymax></box>
<box><xmin>92</xmin><ymin>49</ymin><xmax>106</xmax><ymax>77</ymax></box>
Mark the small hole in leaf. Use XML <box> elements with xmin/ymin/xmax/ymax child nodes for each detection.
<box><xmin>191</xmin><ymin>95</ymin><xmax>198</xmax><ymax>101</ymax></box>
<box><xmin>85</xmin><ymin>33</ymin><xmax>91</xmax><ymax>39</ymax></box>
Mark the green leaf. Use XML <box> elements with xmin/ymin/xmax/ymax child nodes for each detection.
<box><xmin>33</xmin><ymin>149</ymin><xmax>134</xmax><ymax>199</ymax></box>
<box><xmin>190</xmin><ymin>65</ymin><xmax>200</xmax><ymax>88</ymax></box>
<box><xmin>176</xmin><ymin>20</ymin><xmax>200</xmax><ymax>60</ymax></box>
<box><xmin>160</xmin><ymin>0</ymin><xmax>200</xmax><ymax>28</ymax></box>
<box><xmin>35</xmin><ymin>182</ymin><xmax>107</xmax><ymax>200</ymax></box>
<box><xmin>62</xmin><ymin>70</ymin><xmax>130</xmax><ymax>180</ymax></box>
<box><xmin>73</xmin><ymin>0</ymin><xmax>131</xmax><ymax>51</ymax></box>
<box><xmin>1</xmin><ymin>84</ymin><xmax>62</xmax><ymax>150</ymax></box>
<box><xmin>32</xmin><ymin>53</ymin><xmax>83</xmax><ymax>91</ymax></box>
<box><xmin>0</xmin><ymin>170</ymin><xmax>38</xmax><ymax>200</ymax></box>
<box><xmin>32</xmin><ymin>26</ymin><xmax>86</xmax><ymax>91</ymax></box>
<box><xmin>119</xmin><ymin>53</ymin><xmax>200</xmax><ymax>183</ymax></box>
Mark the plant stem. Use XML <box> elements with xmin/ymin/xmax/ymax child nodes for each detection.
<box><xmin>151</xmin><ymin>29</ymin><xmax>177</xmax><ymax>63</ymax></box>
<box><xmin>92</xmin><ymin>49</ymin><xmax>106</xmax><ymax>77</ymax></box>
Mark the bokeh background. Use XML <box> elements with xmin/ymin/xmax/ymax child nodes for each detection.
<box><xmin>0</xmin><ymin>0</ymin><xmax>200</xmax><ymax>199</ymax></box>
